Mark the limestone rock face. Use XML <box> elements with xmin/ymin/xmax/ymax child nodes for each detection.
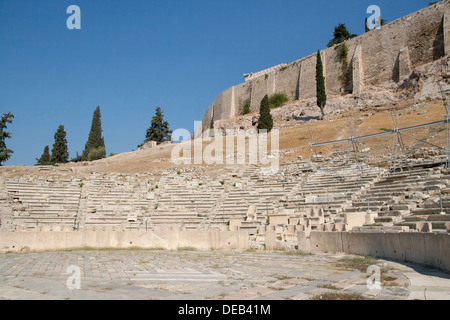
<box><xmin>201</xmin><ymin>1</ymin><xmax>450</xmax><ymax>133</ymax></box>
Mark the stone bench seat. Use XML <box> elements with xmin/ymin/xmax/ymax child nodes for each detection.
<box><xmin>158</xmin><ymin>203</ymin><xmax>217</xmax><ymax>209</ymax></box>
<box><xmin>301</xmin><ymin>183</ymin><xmax>366</xmax><ymax>190</ymax></box>
<box><xmin>374</xmin><ymin>176</ymin><xmax>444</xmax><ymax>187</ymax></box>
<box><xmin>151</xmin><ymin>212</ymin><xmax>204</xmax><ymax>220</ymax></box>
<box><xmin>158</xmin><ymin>195</ymin><xmax>218</xmax><ymax>200</ymax></box>
<box><xmin>163</xmin><ymin>201</ymin><xmax>215</xmax><ymax>207</ymax></box>
<box><xmin>368</xmin><ymin>184</ymin><xmax>439</xmax><ymax>194</ymax></box>
<box><xmin>29</xmin><ymin>208</ymin><xmax>78</xmax><ymax>215</ymax></box>
<box><xmin>404</xmin><ymin>214</ymin><xmax>450</xmax><ymax>222</ymax></box>
<box><xmin>411</xmin><ymin>207</ymin><xmax>450</xmax><ymax>215</ymax></box>
<box><xmin>366</xmin><ymin>190</ymin><xmax>410</xmax><ymax>197</ymax></box>
<box><xmin>374</xmin><ymin>216</ymin><xmax>402</xmax><ymax>224</ymax></box>
<box><xmin>158</xmin><ymin>198</ymin><xmax>217</xmax><ymax>204</ymax></box>
<box><xmin>87</xmin><ymin>200</ymin><xmax>147</xmax><ymax>206</ymax></box>
<box><xmin>395</xmin><ymin>220</ymin><xmax>449</xmax><ymax>231</ymax></box>
<box><xmin>353</xmin><ymin>225</ymin><xmax>409</xmax><ymax>232</ymax></box>
<box><xmin>7</xmin><ymin>189</ymin><xmax>81</xmax><ymax>196</ymax></box>
<box><xmin>84</xmin><ymin>223</ymin><xmax>123</xmax><ymax>229</ymax></box>
<box><xmin>86</xmin><ymin>217</ymin><xmax>128</xmax><ymax>223</ymax></box>
<box><xmin>360</xmin><ymin>196</ymin><xmax>395</xmax><ymax>202</ymax></box>
<box><xmin>88</xmin><ymin>194</ymin><xmax>142</xmax><ymax>200</ymax></box>
<box><xmin>221</xmin><ymin>201</ymin><xmax>256</xmax><ymax>206</ymax></box>
<box><xmin>351</xmin><ymin>200</ymin><xmax>386</xmax><ymax>207</ymax></box>
<box><xmin>159</xmin><ymin>197</ymin><xmax>218</xmax><ymax>202</ymax></box>
<box><xmin>225</xmin><ymin>196</ymin><xmax>260</xmax><ymax>201</ymax></box>
<box><xmin>13</xmin><ymin>217</ymin><xmax>76</xmax><ymax>226</ymax></box>
<box><xmin>299</xmin><ymin>191</ymin><xmax>361</xmax><ymax>199</ymax></box>
<box><xmin>302</xmin><ymin>182</ymin><xmax>373</xmax><ymax>190</ymax></box>
<box><xmin>27</xmin><ymin>201</ymin><xmax>80</xmax><ymax>208</ymax></box>
<box><xmin>305</xmin><ymin>176</ymin><xmax>377</xmax><ymax>184</ymax></box>
<box><xmin>150</xmin><ymin>217</ymin><xmax>204</xmax><ymax>223</ymax></box>
<box><xmin>377</xmin><ymin>210</ymin><xmax>405</xmax><ymax>217</ymax></box>
<box><xmin>219</xmin><ymin>209</ymin><xmax>248</xmax><ymax>214</ymax></box>
<box><xmin>8</xmin><ymin>191</ymin><xmax>81</xmax><ymax>198</ymax></box>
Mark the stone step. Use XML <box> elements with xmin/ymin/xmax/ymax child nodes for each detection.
<box><xmin>404</xmin><ymin>214</ymin><xmax>450</xmax><ymax>222</ymax></box>
<box><xmin>412</xmin><ymin>208</ymin><xmax>450</xmax><ymax>215</ymax></box>
<box><xmin>374</xmin><ymin>216</ymin><xmax>402</xmax><ymax>223</ymax></box>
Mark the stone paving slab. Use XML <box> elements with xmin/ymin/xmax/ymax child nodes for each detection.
<box><xmin>0</xmin><ymin>249</ymin><xmax>448</xmax><ymax>300</ymax></box>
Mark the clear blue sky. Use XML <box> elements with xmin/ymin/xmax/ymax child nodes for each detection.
<box><xmin>0</xmin><ymin>0</ymin><xmax>430</xmax><ymax>166</ymax></box>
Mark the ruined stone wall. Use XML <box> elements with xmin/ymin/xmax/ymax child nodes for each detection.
<box><xmin>0</xmin><ymin>230</ymin><xmax>250</xmax><ymax>252</ymax></box>
<box><xmin>298</xmin><ymin>231</ymin><xmax>450</xmax><ymax>273</ymax></box>
<box><xmin>200</xmin><ymin>1</ymin><xmax>450</xmax><ymax>133</ymax></box>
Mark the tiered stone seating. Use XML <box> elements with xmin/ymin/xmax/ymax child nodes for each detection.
<box><xmin>1</xmin><ymin>154</ymin><xmax>448</xmax><ymax>235</ymax></box>
<box><xmin>393</xmin><ymin>168</ymin><xmax>450</xmax><ymax>232</ymax></box>
<box><xmin>283</xmin><ymin>163</ymin><xmax>384</xmax><ymax>230</ymax></box>
<box><xmin>357</xmin><ymin>165</ymin><xmax>448</xmax><ymax>229</ymax></box>
<box><xmin>85</xmin><ymin>173</ymin><xmax>152</xmax><ymax>230</ymax></box>
<box><xmin>5</xmin><ymin>176</ymin><xmax>82</xmax><ymax>231</ymax></box>
<box><xmin>148</xmin><ymin>173</ymin><xmax>224</xmax><ymax>230</ymax></box>
<box><xmin>213</xmin><ymin>175</ymin><xmax>298</xmax><ymax>226</ymax></box>
<box><xmin>0</xmin><ymin>177</ymin><xmax>14</xmax><ymax>231</ymax></box>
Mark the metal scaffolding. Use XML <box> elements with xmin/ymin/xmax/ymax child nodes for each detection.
<box><xmin>311</xmin><ymin>99</ymin><xmax>450</xmax><ymax>172</ymax></box>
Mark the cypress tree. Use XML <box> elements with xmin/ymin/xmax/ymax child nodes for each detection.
<box><xmin>257</xmin><ymin>95</ymin><xmax>273</xmax><ymax>132</ymax></box>
<box><xmin>50</xmin><ymin>125</ymin><xmax>69</xmax><ymax>164</ymax></box>
<box><xmin>36</xmin><ymin>146</ymin><xmax>51</xmax><ymax>165</ymax></box>
<box><xmin>0</xmin><ymin>112</ymin><xmax>14</xmax><ymax>166</ymax></box>
<box><xmin>144</xmin><ymin>107</ymin><xmax>172</xmax><ymax>144</ymax></box>
<box><xmin>82</xmin><ymin>106</ymin><xmax>106</xmax><ymax>161</ymax></box>
<box><xmin>316</xmin><ymin>50</ymin><xmax>327</xmax><ymax>120</ymax></box>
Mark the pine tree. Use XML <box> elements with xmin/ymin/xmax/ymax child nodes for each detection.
<box><xmin>50</xmin><ymin>125</ymin><xmax>69</xmax><ymax>164</ymax></box>
<box><xmin>316</xmin><ymin>50</ymin><xmax>327</xmax><ymax>120</ymax></box>
<box><xmin>36</xmin><ymin>145</ymin><xmax>51</xmax><ymax>165</ymax></box>
<box><xmin>327</xmin><ymin>23</ymin><xmax>357</xmax><ymax>47</ymax></box>
<box><xmin>0</xmin><ymin>112</ymin><xmax>14</xmax><ymax>166</ymax></box>
<box><xmin>257</xmin><ymin>95</ymin><xmax>273</xmax><ymax>132</ymax></box>
<box><xmin>144</xmin><ymin>107</ymin><xmax>172</xmax><ymax>144</ymax></box>
<box><xmin>82</xmin><ymin>106</ymin><xmax>106</xmax><ymax>161</ymax></box>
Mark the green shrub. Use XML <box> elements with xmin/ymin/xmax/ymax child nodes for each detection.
<box><xmin>336</xmin><ymin>43</ymin><xmax>350</xmax><ymax>91</ymax></box>
<box><xmin>87</xmin><ymin>146</ymin><xmax>106</xmax><ymax>162</ymax></box>
<box><xmin>243</xmin><ymin>98</ymin><xmax>251</xmax><ymax>115</ymax></box>
<box><xmin>269</xmin><ymin>93</ymin><xmax>288</xmax><ymax>109</ymax></box>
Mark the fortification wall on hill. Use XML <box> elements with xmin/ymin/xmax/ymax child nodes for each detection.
<box><xmin>200</xmin><ymin>1</ymin><xmax>450</xmax><ymax>133</ymax></box>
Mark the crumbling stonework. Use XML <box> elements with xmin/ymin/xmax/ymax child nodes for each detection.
<box><xmin>201</xmin><ymin>1</ymin><xmax>450</xmax><ymax>133</ymax></box>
